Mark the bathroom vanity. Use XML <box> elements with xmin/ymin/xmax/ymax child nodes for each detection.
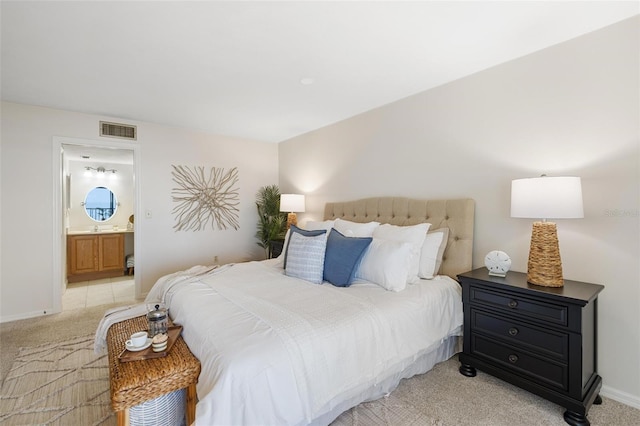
<box><xmin>67</xmin><ymin>231</ymin><xmax>132</xmax><ymax>283</ymax></box>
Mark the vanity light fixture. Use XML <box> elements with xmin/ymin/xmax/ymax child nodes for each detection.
<box><xmin>85</xmin><ymin>166</ymin><xmax>117</xmax><ymax>176</ymax></box>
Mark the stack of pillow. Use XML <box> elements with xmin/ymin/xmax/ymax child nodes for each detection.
<box><xmin>276</xmin><ymin>218</ymin><xmax>449</xmax><ymax>292</ymax></box>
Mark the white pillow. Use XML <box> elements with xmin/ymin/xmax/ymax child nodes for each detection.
<box><xmin>372</xmin><ymin>223</ymin><xmax>430</xmax><ymax>284</ymax></box>
<box><xmin>419</xmin><ymin>228</ymin><xmax>449</xmax><ymax>279</ymax></box>
<box><xmin>285</xmin><ymin>232</ymin><xmax>327</xmax><ymax>284</ymax></box>
<box><xmin>304</xmin><ymin>219</ymin><xmax>335</xmax><ymax>232</ymax></box>
<box><xmin>333</xmin><ymin>218</ymin><xmax>380</xmax><ymax>237</ymax></box>
<box><xmin>356</xmin><ymin>239</ymin><xmax>413</xmax><ymax>292</ymax></box>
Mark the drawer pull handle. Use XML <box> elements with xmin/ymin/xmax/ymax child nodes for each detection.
<box><xmin>508</xmin><ymin>300</ymin><xmax>518</xmax><ymax>308</ymax></box>
<box><xmin>508</xmin><ymin>354</ymin><xmax>519</xmax><ymax>364</ymax></box>
<box><xmin>508</xmin><ymin>327</ymin><xmax>519</xmax><ymax>336</ymax></box>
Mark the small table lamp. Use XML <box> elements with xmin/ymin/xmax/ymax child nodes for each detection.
<box><xmin>511</xmin><ymin>176</ymin><xmax>583</xmax><ymax>287</ymax></box>
<box><xmin>280</xmin><ymin>194</ymin><xmax>305</xmax><ymax>229</ymax></box>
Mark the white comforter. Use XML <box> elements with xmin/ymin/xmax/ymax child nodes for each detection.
<box><xmin>161</xmin><ymin>260</ymin><xmax>463</xmax><ymax>426</ymax></box>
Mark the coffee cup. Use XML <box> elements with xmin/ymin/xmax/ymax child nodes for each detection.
<box><xmin>127</xmin><ymin>331</ymin><xmax>148</xmax><ymax>348</ymax></box>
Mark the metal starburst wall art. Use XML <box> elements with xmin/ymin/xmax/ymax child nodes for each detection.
<box><xmin>171</xmin><ymin>165</ymin><xmax>240</xmax><ymax>231</ymax></box>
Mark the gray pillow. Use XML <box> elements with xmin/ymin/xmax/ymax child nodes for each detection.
<box><xmin>285</xmin><ymin>232</ymin><xmax>327</xmax><ymax>284</ymax></box>
<box><xmin>283</xmin><ymin>225</ymin><xmax>327</xmax><ymax>268</ymax></box>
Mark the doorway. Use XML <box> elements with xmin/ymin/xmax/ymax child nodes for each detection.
<box><xmin>52</xmin><ymin>137</ymin><xmax>141</xmax><ymax>314</ymax></box>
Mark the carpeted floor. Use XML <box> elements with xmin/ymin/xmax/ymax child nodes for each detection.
<box><xmin>2</xmin><ymin>302</ymin><xmax>639</xmax><ymax>425</ymax></box>
<box><xmin>334</xmin><ymin>356</ymin><xmax>640</xmax><ymax>426</ymax></box>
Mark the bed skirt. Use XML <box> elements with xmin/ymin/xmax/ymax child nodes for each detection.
<box><xmin>311</xmin><ymin>333</ymin><xmax>462</xmax><ymax>426</ymax></box>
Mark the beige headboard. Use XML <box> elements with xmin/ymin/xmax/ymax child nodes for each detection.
<box><xmin>324</xmin><ymin>197</ymin><xmax>475</xmax><ymax>280</ymax></box>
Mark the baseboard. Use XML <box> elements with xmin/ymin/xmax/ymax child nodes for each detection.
<box><xmin>601</xmin><ymin>385</ymin><xmax>640</xmax><ymax>409</ymax></box>
<box><xmin>0</xmin><ymin>308</ymin><xmax>56</xmax><ymax>324</ymax></box>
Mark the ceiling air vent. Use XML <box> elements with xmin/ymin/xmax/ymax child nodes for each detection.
<box><xmin>100</xmin><ymin>121</ymin><xmax>137</xmax><ymax>140</ymax></box>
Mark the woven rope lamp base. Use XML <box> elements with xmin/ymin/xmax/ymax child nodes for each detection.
<box><xmin>527</xmin><ymin>221</ymin><xmax>564</xmax><ymax>287</ymax></box>
<box><xmin>286</xmin><ymin>212</ymin><xmax>298</xmax><ymax>229</ymax></box>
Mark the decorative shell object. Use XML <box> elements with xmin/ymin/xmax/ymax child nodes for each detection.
<box><xmin>484</xmin><ymin>250</ymin><xmax>512</xmax><ymax>277</ymax></box>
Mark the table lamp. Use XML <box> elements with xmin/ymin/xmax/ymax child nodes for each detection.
<box><xmin>280</xmin><ymin>194</ymin><xmax>305</xmax><ymax>229</ymax></box>
<box><xmin>511</xmin><ymin>176</ymin><xmax>583</xmax><ymax>287</ymax></box>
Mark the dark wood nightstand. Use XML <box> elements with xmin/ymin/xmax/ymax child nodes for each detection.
<box><xmin>457</xmin><ymin>268</ymin><xmax>604</xmax><ymax>426</ymax></box>
<box><xmin>270</xmin><ymin>239</ymin><xmax>285</xmax><ymax>258</ymax></box>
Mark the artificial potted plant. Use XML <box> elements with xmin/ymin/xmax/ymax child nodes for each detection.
<box><xmin>255</xmin><ymin>185</ymin><xmax>287</xmax><ymax>259</ymax></box>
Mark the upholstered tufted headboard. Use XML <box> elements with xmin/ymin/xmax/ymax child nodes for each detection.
<box><xmin>324</xmin><ymin>197</ymin><xmax>475</xmax><ymax>280</ymax></box>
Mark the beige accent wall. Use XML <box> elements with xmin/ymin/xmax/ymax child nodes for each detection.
<box><xmin>0</xmin><ymin>102</ymin><xmax>278</xmax><ymax>321</ymax></box>
<box><xmin>279</xmin><ymin>17</ymin><xmax>640</xmax><ymax>405</ymax></box>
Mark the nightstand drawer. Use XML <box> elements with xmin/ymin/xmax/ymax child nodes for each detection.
<box><xmin>469</xmin><ymin>286</ymin><xmax>568</xmax><ymax>327</ymax></box>
<box><xmin>471</xmin><ymin>309</ymin><xmax>569</xmax><ymax>360</ymax></box>
<box><xmin>471</xmin><ymin>334</ymin><xmax>568</xmax><ymax>391</ymax></box>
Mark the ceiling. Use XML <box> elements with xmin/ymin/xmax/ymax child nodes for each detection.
<box><xmin>2</xmin><ymin>1</ymin><xmax>638</xmax><ymax>144</ymax></box>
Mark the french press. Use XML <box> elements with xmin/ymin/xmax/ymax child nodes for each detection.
<box><xmin>146</xmin><ymin>304</ymin><xmax>168</xmax><ymax>337</ymax></box>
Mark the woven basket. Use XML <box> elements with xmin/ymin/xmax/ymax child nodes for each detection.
<box><xmin>527</xmin><ymin>221</ymin><xmax>564</xmax><ymax>287</ymax></box>
<box><xmin>130</xmin><ymin>388</ymin><xmax>185</xmax><ymax>426</ymax></box>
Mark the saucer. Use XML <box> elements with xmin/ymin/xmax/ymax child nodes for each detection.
<box><xmin>125</xmin><ymin>338</ymin><xmax>152</xmax><ymax>352</ymax></box>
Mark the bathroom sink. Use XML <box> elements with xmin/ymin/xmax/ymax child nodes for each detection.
<box><xmin>68</xmin><ymin>229</ymin><xmax>124</xmax><ymax>235</ymax></box>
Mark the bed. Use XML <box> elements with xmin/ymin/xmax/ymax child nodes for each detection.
<box><xmin>153</xmin><ymin>197</ymin><xmax>474</xmax><ymax>425</ymax></box>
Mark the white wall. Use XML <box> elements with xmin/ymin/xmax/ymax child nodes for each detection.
<box><xmin>279</xmin><ymin>17</ymin><xmax>640</xmax><ymax>406</ymax></box>
<box><xmin>0</xmin><ymin>102</ymin><xmax>279</xmax><ymax>321</ymax></box>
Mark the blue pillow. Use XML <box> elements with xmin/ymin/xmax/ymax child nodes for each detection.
<box><xmin>283</xmin><ymin>225</ymin><xmax>327</xmax><ymax>268</ymax></box>
<box><xmin>323</xmin><ymin>228</ymin><xmax>372</xmax><ymax>287</ymax></box>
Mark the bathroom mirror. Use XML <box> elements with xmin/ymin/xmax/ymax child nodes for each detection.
<box><xmin>84</xmin><ymin>186</ymin><xmax>117</xmax><ymax>222</ymax></box>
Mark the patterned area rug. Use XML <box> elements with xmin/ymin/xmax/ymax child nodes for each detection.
<box><xmin>332</xmin><ymin>393</ymin><xmax>443</xmax><ymax>426</ymax></box>
<box><xmin>0</xmin><ymin>334</ymin><xmax>114</xmax><ymax>426</ymax></box>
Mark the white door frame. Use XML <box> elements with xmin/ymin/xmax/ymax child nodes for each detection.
<box><xmin>52</xmin><ymin>136</ymin><xmax>142</xmax><ymax>312</ymax></box>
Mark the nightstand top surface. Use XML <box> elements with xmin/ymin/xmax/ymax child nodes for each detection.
<box><xmin>458</xmin><ymin>268</ymin><xmax>604</xmax><ymax>304</ymax></box>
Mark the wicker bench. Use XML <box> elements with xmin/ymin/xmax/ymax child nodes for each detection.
<box><xmin>107</xmin><ymin>315</ymin><xmax>201</xmax><ymax>426</ymax></box>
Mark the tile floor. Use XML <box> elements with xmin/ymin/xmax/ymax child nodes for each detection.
<box><xmin>62</xmin><ymin>275</ymin><xmax>139</xmax><ymax>311</ymax></box>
